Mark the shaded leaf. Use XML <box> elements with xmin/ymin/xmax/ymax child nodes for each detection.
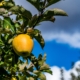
<box><xmin>28</xmin><ymin>14</ymin><xmax>38</xmax><ymax>27</ymax></box>
<box><xmin>0</xmin><ymin>0</ymin><xmax>3</xmax><ymax>2</ymax></box>
<box><xmin>20</xmin><ymin>6</ymin><xmax>32</xmax><ymax>19</ymax></box>
<box><xmin>33</xmin><ymin>29</ymin><xmax>45</xmax><ymax>49</ymax></box>
<box><xmin>0</xmin><ymin>35</ymin><xmax>4</xmax><ymax>47</ymax></box>
<box><xmin>39</xmin><ymin>15</ymin><xmax>55</xmax><ymax>23</ymax></box>
<box><xmin>46</xmin><ymin>0</ymin><xmax>60</xmax><ymax>7</ymax></box>
<box><xmin>19</xmin><ymin>75</ymin><xmax>26</xmax><ymax>80</ymax></box>
<box><xmin>10</xmin><ymin>6</ymin><xmax>32</xmax><ymax>19</ymax></box>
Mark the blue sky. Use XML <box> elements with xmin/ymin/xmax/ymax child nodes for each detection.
<box><xmin>14</xmin><ymin>0</ymin><xmax>80</xmax><ymax>70</ymax></box>
<box><xmin>33</xmin><ymin>40</ymin><xmax>80</xmax><ymax>70</ymax></box>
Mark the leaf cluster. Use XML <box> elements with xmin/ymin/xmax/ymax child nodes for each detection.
<box><xmin>0</xmin><ymin>0</ymin><xmax>67</xmax><ymax>80</ymax></box>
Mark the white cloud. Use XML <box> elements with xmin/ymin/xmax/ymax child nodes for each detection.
<box><xmin>42</xmin><ymin>32</ymin><xmax>80</xmax><ymax>48</ymax></box>
<box><xmin>45</xmin><ymin>61</ymin><xmax>80</xmax><ymax>80</ymax></box>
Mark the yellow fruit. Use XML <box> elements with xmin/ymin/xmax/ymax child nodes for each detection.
<box><xmin>12</xmin><ymin>34</ymin><xmax>34</xmax><ymax>57</ymax></box>
<box><xmin>11</xmin><ymin>77</ymin><xmax>17</xmax><ymax>80</ymax></box>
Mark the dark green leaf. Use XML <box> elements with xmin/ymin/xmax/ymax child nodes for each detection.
<box><xmin>3</xmin><ymin>17</ymin><xmax>16</xmax><ymax>34</ymax></box>
<box><xmin>27</xmin><ymin>0</ymin><xmax>40</xmax><ymax>11</ymax></box>
<box><xmin>20</xmin><ymin>6</ymin><xmax>32</xmax><ymax>19</ymax></box>
<box><xmin>10</xmin><ymin>5</ymin><xmax>32</xmax><ymax>19</ymax></box>
<box><xmin>40</xmin><ymin>15</ymin><xmax>55</xmax><ymax>23</ymax></box>
<box><xmin>28</xmin><ymin>14</ymin><xmax>38</xmax><ymax>27</ymax></box>
<box><xmin>33</xmin><ymin>29</ymin><xmax>45</xmax><ymax>49</ymax></box>
<box><xmin>46</xmin><ymin>0</ymin><xmax>60</xmax><ymax>7</ymax></box>
<box><xmin>0</xmin><ymin>0</ymin><xmax>3</xmax><ymax>2</ymax></box>
<box><xmin>0</xmin><ymin>39</ymin><xmax>4</xmax><ymax>47</ymax></box>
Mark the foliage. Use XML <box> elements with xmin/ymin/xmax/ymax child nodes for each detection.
<box><xmin>0</xmin><ymin>0</ymin><xmax>67</xmax><ymax>80</ymax></box>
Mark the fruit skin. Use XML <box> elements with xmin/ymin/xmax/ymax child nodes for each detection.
<box><xmin>12</xmin><ymin>34</ymin><xmax>34</xmax><ymax>57</ymax></box>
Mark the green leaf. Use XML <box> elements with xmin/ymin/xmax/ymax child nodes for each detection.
<box><xmin>19</xmin><ymin>75</ymin><xmax>26</xmax><ymax>80</ymax></box>
<box><xmin>4</xmin><ymin>2</ymin><xmax>15</xmax><ymax>8</ymax></box>
<box><xmin>27</xmin><ymin>0</ymin><xmax>40</xmax><ymax>11</ymax></box>
<box><xmin>20</xmin><ymin>6</ymin><xmax>32</xmax><ymax>19</ymax></box>
<box><xmin>33</xmin><ymin>29</ymin><xmax>45</xmax><ymax>49</ymax></box>
<box><xmin>0</xmin><ymin>35</ymin><xmax>4</xmax><ymax>47</ymax></box>
<box><xmin>39</xmin><ymin>15</ymin><xmax>55</xmax><ymax>23</ymax></box>
<box><xmin>46</xmin><ymin>0</ymin><xmax>60</xmax><ymax>7</ymax></box>
<box><xmin>9</xmin><ymin>5</ymin><xmax>20</xmax><ymax>13</ymax></box>
<box><xmin>9</xmin><ymin>6</ymin><xmax>32</xmax><ymax>19</ymax></box>
<box><xmin>43</xmin><ymin>69</ymin><xmax>53</xmax><ymax>75</ymax></box>
<box><xmin>38</xmin><ymin>72</ymin><xmax>46</xmax><ymax>80</ymax></box>
<box><xmin>39</xmin><ymin>63</ymin><xmax>50</xmax><ymax>70</ymax></box>
<box><xmin>28</xmin><ymin>14</ymin><xmax>38</xmax><ymax>27</ymax></box>
<box><xmin>3</xmin><ymin>17</ymin><xmax>16</xmax><ymax>34</ymax></box>
<box><xmin>44</xmin><ymin>8</ymin><xmax>68</xmax><ymax>16</ymax></box>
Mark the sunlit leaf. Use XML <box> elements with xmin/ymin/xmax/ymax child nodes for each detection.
<box><xmin>9</xmin><ymin>5</ymin><xmax>20</xmax><ymax>13</ymax></box>
<box><xmin>40</xmin><ymin>63</ymin><xmax>50</xmax><ymax>70</ymax></box>
<box><xmin>44</xmin><ymin>8</ymin><xmax>68</xmax><ymax>16</ymax></box>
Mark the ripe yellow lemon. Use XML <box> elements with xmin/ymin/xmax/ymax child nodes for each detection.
<box><xmin>12</xmin><ymin>34</ymin><xmax>34</xmax><ymax>57</ymax></box>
